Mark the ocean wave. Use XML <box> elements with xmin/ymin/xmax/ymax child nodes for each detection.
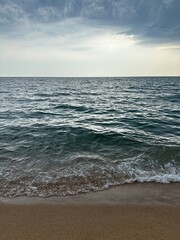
<box><xmin>0</xmin><ymin>77</ymin><xmax>180</xmax><ymax>197</ymax></box>
<box><xmin>0</xmin><ymin>154</ymin><xmax>179</xmax><ymax>197</ymax></box>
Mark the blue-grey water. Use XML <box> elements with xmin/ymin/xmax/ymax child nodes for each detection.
<box><xmin>0</xmin><ymin>77</ymin><xmax>180</xmax><ymax>197</ymax></box>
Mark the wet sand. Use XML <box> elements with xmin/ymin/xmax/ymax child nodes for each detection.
<box><xmin>0</xmin><ymin>183</ymin><xmax>180</xmax><ymax>240</ymax></box>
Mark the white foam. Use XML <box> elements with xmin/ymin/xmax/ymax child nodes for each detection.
<box><xmin>125</xmin><ymin>174</ymin><xmax>180</xmax><ymax>184</ymax></box>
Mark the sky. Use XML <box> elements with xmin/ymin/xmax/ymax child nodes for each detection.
<box><xmin>0</xmin><ymin>0</ymin><xmax>180</xmax><ymax>77</ymax></box>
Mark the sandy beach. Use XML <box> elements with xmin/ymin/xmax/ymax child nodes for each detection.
<box><xmin>0</xmin><ymin>183</ymin><xmax>180</xmax><ymax>240</ymax></box>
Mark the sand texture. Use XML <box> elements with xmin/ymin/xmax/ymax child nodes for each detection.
<box><xmin>0</xmin><ymin>183</ymin><xmax>180</xmax><ymax>240</ymax></box>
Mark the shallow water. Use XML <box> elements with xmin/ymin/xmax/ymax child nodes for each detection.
<box><xmin>0</xmin><ymin>77</ymin><xmax>180</xmax><ymax>197</ymax></box>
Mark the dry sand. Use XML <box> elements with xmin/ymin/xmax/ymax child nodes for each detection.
<box><xmin>0</xmin><ymin>183</ymin><xmax>180</xmax><ymax>240</ymax></box>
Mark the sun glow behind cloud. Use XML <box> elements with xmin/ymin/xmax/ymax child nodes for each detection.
<box><xmin>0</xmin><ymin>0</ymin><xmax>180</xmax><ymax>76</ymax></box>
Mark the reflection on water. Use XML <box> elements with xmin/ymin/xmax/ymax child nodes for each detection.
<box><xmin>0</xmin><ymin>77</ymin><xmax>180</xmax><ymax>197</ymax></box>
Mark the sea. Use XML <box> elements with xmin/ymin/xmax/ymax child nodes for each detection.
<box><xmin>0</xmin><ymin>77</ymin><xmax>179</xmax><ymax>197</ymax></box>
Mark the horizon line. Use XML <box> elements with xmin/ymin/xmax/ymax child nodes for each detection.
<box><xmin>0</xmin><ymin>75</ymin><xmax>180</xmax><ymax>78</ymax></box>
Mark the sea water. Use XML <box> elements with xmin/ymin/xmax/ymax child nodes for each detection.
<box><xmin>0</xmin><ymin>77</ymin><xmax>179</xmax><ymax>197</ymax></box>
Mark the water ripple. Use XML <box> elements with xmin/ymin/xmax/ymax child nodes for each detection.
<box><xmin>0</xmin><ymin>77</ymin><xmax>180</xmax><ymax>197</ymax></box>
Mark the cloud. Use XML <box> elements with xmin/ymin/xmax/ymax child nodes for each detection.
<box><xmin>0</xmin><ymin>0</ymin><xmax>180</xmax><ymax>44</ymax></box>
<box><xmin>163</xmin><ymin>0</ymin><xmax>174</xmax><ymax>7</ymax></box>
<box><xmin>0</xmin><ymin>0</ymin><xmax>180</xmax><ymax>77</ymax></box>
<box><xmin>0</xmin><ymin>1</ymin><xmax>25</xmax><ymax>25</ymax></box>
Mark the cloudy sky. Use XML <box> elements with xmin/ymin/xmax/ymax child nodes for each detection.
<box><xmin>0</xmin><ymin>0</ymin><xmax>180</xmax><ymax>77</ymax></box>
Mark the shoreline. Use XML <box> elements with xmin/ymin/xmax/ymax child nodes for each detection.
<box><xmin>1</xmin><ymin>182</ymin><xmax>180</xmax><ymax>206</ymax></box>
<box><xmin>1</xmin><ymin>183</ymin><xmax>180</xmax><ymax>240</ymax></box>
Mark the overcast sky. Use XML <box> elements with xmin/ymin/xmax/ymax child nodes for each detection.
<box><xmin>0</xmin><ymin>0</ymin><xmax>180</xmax><ymax>77</ymax></box>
